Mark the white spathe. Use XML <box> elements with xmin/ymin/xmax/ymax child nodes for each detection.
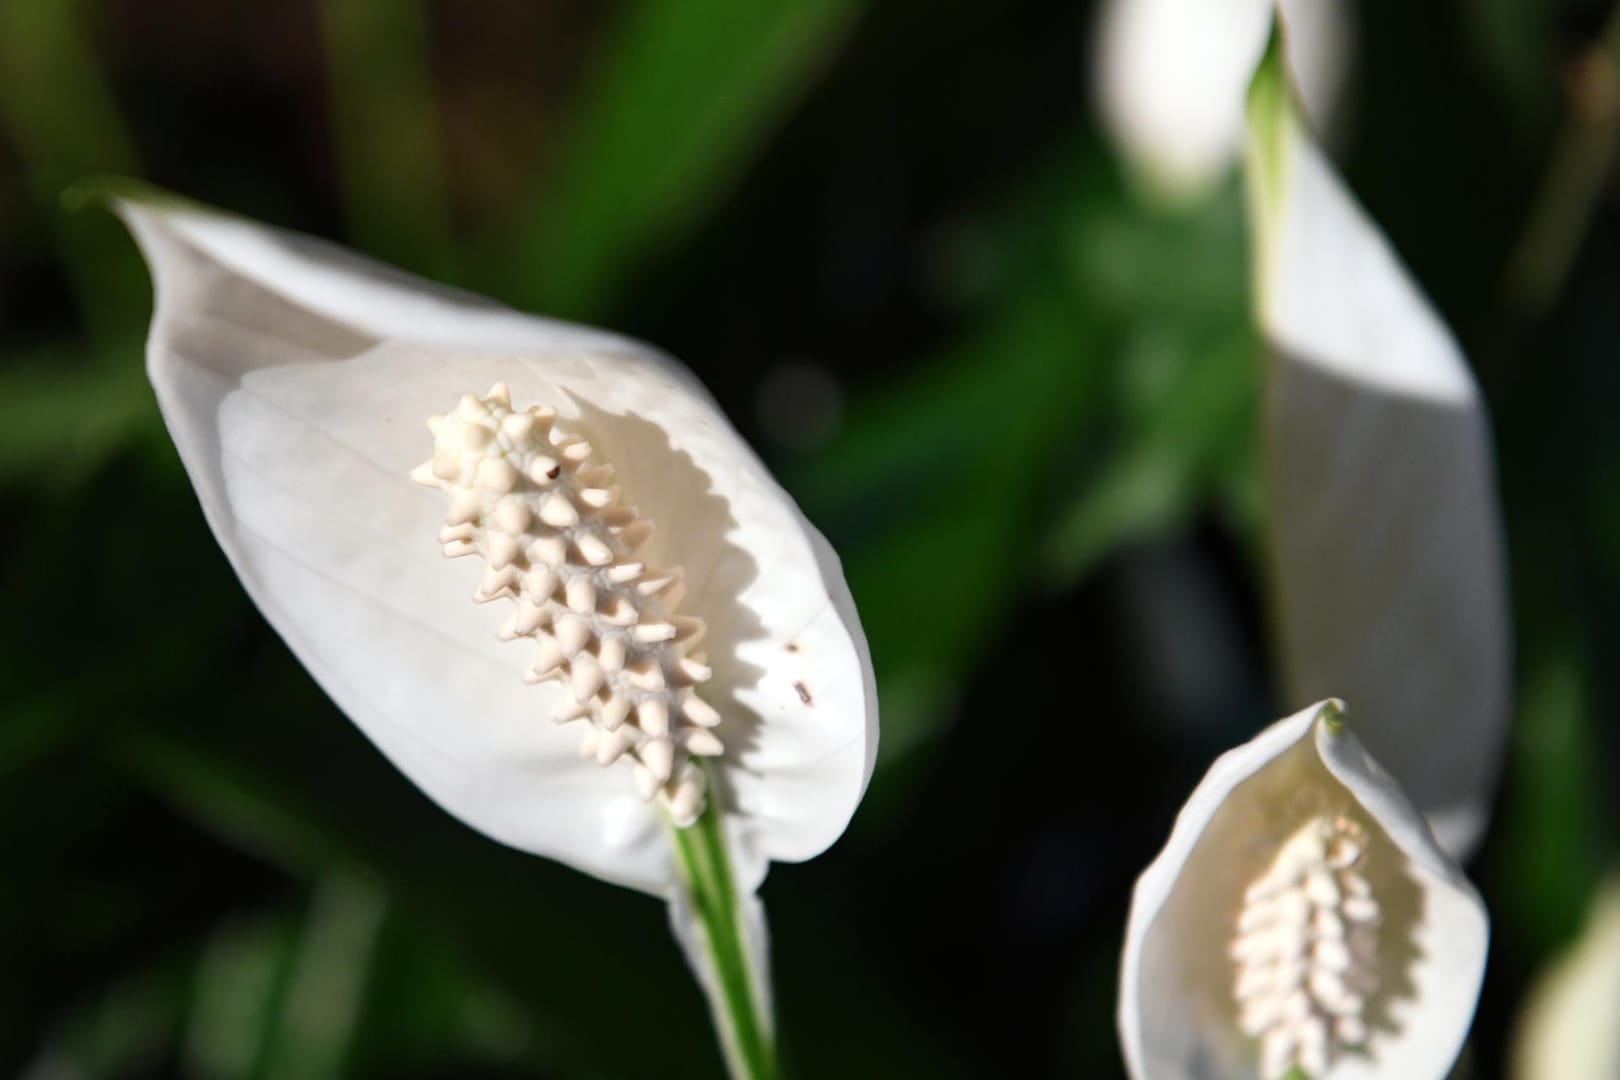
<box><xmin>1244</xmin><ymin>34</ymin><xmax>1511</xmax><ymax>859</ymax></box>
<box><xmin>114</xmin><ymin>194</ymin><xmax>879</xmax><ymax>900</ymax></box>
<box><xmin>1511</xmin><ymin>881</ymin><xmax>1620</xmax><ymax>1080</ymax></box>
<box><xmin>1118</xmin><ymin>701</ymin><xmax>1489</xmax><ymax>1080</ymax></box>
<box><xmin>1094</xmin><ymin>0</ymin><xmax>1353</xmax><ymax>203</ymax></box>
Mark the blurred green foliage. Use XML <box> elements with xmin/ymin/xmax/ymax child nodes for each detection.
<box><xmin>0</xmin><ymin>0</ymin><xmax>1615</xmax><ymax>1076</ymax></box>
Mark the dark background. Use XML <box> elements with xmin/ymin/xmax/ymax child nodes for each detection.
<box><xmin>1</xmin><ymin>0</ymin><xmax>1615</xmax><ymax>1076</ymax></box>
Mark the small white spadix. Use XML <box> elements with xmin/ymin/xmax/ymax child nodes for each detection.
<box><xmin>1232</xmin><ymin>814</ymin><xmax>1380</xmax><ymax>1078</ymax></box>
<box><xmin>413</xmin><ymin>384</ymin><xmax>724</xmax><ymax>827</ymax></box>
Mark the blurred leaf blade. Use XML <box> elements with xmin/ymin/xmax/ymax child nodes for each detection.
<box><xmin>0</xmin><ymin>0</ymin><xmax>145</xmax><ymax>339</ymax></box>
<box><xmin>113</xmin><ymin>728</ymin><xmax>356</xmax><ymax>875</ymax></box>
<box><xmin>317</xmin><ymin>0</ymin><xmax>455</xmax><ymax>278</ymax></box>
<box><xmin>806</xmin><ymin>284</ymin><xmax>1102</xmax><ymax>771</ymax></box>
<box><xmin>0</xmin><ymin>339</ymin><xmax>159</xmax><ymax>491</ymax></box>
<box><xmin>184</xmin><ymin>912</ymin><xmax>297</xmax><ymax>1080</ymax></box>
<box><xmin>508</xmin><ymin>0</ymin><xmax>865</xmax><ymax>318</ymax></box>
<box><xmin>26</xmin><ymin>956</ymin><xmax>190</xmax><ymax>1078</ymax></box>
<box><xmin>260</xmin><ymin>874</ymin><xmax>387</xmax><ymax>1080</ymax></box>
<box><xmin>1494</xmin><ymin>646</ymin><xmax>1605</xmax><ymax>957</ymax></box>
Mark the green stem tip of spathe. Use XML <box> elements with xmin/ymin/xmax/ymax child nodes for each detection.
<box><xmin>670</xmin><ymin>798</ymin><xmax>778</xmax><ymax>1080</ymax></box>
<box><xmin>1244</xmin><ymin>14</ymin><xmax>1291</xmax><ymax>199</ymax></box>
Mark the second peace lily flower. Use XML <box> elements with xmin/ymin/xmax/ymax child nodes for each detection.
<box><xmin>1243</xmin><ymin>22</ymin><xmax>1511</xmax><ymax>860</ymax></box>
<box><xmin>1119</xmin><ymin>701</ymin><xmax>1488</xmax><ymax>1079</ymax></box>
<box><xmin>112</xmin><ymin>192</ymin><xmax>878</xmax><ymax>1078</ymax></box>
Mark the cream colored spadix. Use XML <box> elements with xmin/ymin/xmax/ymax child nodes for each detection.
<box><xmin>1093</xmin><ymin>0</ymin><xmax>1352</xmax><ymax>204</ymax></box>
<box><xmin>1232</xmin><ymin>813</ymin><xmax>1380</xmax><ymax>1077</ymax></box>
<box><xmin>1118</xmin><ymin>701</ymin><xmax>1488</xmax><ymax>1080</ymax></box>
<box><xmin>1243</xmin><ymin>26</ymin><xmax>1511</xmax><ymax>859</ymax></box>
<box><xmin>412</xmin><ymin>383</ymin><xmax>718</xmax><ymax>826</ymax></box>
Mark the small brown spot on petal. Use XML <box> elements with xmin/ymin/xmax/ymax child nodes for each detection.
<box><xmin>794</xmin><ymin>681</ymin><xmax>813</xmax><ymax>706</ymax></box>
<box><xmin>786</xmin><ymin>642</ymin><xmax>800</xmax><ymax>653</ymax></box>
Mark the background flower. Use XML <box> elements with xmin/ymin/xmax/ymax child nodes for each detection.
<box><xmin>1120</xmin><ymin>701</ymin><xmax>1489</xmax><ymax>1080</ymax></box>
<box><xmin>1244</xmin><ymin>25</ymin><xmax>1512</xmax><ymax>860</ymax></box>
<box><xmin>1093</xmin><ymin>0</ymin><xmax>1354</xmax><ymax>204</ymax></box>
<box><xmin>1511</xmin><ymin>879</ymin><xmax>1620</xmax><ymax>1080</ymax></box>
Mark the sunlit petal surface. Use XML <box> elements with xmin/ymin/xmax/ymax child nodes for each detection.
<box><xmin>116</xmin><ymin>195</ymin><xmax>878</xmax><ymax>897</ymax></box>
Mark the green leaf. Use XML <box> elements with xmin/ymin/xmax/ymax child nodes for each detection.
<box><xmin>183</xmin><ymin>912</ymin><xmax>298</xmax><ymax>1080</ymax></box>
<box><xmin>259</xmin><ymin>874</ymin><xmax>388</xmax><ymax>1080</ymax></box>
<box><xmin>1493</xmin><ymin>647</ymin><xmax>1604</xmax><ymax>957</ymax></box>
<box><xmin>505</xmin><ymin>0</ymin><xmax>865</xmax><ymax>318</ymax></box>
<box><xmin>1047</xmin><ymin>183</ymin><xmax>1260</xmax><ymax>584</ymax></box>
<box><xmin>0</xmin><ymin>339</ymin><xmax>159</xmax><ymax>490</ymax></box>
<box><xmin>28</xmin><ymin>959</ymin><xmax>190</xmax><ymax>1077</ymax></box>
<box><xmin>1459</xmin><ymin>0</ymin><xmax>1558</xmax><ymax>124</ymax></box>
<box><xmin>316</xmin><ymin>0</ymin><xmax>455</xmax><ymax>278</ymax></box>
<box><xmin>804</xmin><ymin>285</ymin><xmax>1099</xmax><ymax>773</ymax></box>
<box><xmin>0</xmin><ymin>0</ymin><xmax>145</xmax><ymax>339</ymax></box>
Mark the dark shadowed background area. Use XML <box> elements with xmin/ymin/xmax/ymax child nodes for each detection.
<box><xmin>1</xmin><ymin>0</ymin><xmax>1616</xmax><ymax>1076</ymax></box>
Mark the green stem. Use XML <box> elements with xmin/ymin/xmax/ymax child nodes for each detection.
<box><xmin>669</xmin><ymin>799</ymin><xmax>778</xmax><ymax>1080</ymax></box>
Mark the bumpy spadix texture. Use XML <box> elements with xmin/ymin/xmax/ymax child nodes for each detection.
<box><xmin>413</xmin><ymin>384</ymin><xmax>720</xmax><ymax>825</ymax></box>
<box><xmin>1118</xmin><ymin>701</ymin><xmax>1488</xmax><ymax>1080</ymax></box>
<box><xmin>1233</xmin><ymin>814</ymin><xmax>1379</xmax><ymax>1078</ymax></box>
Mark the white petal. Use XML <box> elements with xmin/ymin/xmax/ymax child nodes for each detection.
<box><xmin>1311</xmin><ymin>711</ymin><xmax>1492</xmax><ymax>1080</ymax></box>
<box><xmin>1094</xmin><ymin>0</ymin><xmax>1352</xmax><ymax>203</ymax></box>
<box><xmin>115</xmin><ymin>196</ymin><xmax>876</xmax><ymax>894</ymax></box>
<box><xmin>118</xmin><ymin>192</ymin><xmax>627</xmax><ymax>355</ymax></box>
<box><xmin>1119</xmin><ymin>701</ymin><xmax>1488</xmax><ymax>1080</ymax></box>
<box><xmin>1244</xmin><ymin>38</ymin><xmax>1511</xmax><ymax>858</ymax></box>
<box><xmin>1511</xmin><ymin>882</ymin><xmax>1620</xmax><ymax>1080</ymax></box>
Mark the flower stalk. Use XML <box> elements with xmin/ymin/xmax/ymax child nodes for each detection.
<box><xmin>670</xmin><ymin>793</ymin><xmax>779</xmax><ymax>1080</ymax></box>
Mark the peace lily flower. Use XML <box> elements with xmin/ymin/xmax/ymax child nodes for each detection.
<box><xmin>1511</xmin><ymin>880</ymin><xmax>1620</xmax><ymax>1080</ymax></box>
<box><xmin>1243</xmin><ymin>24</ymin><xmax>1510</xmax><ymax>859</ymax></box>
<box><xmin>109</xmin><ymin>188</ymin><xmax>878</xmax><ymax>1078</ymax></box>
<box><xmin>1093</xmin><ymin>0</ymin><xmax>1352</xmax><ymax>204</ymax></box>
<box><xmin>1119</xmin><ymin>700</ymin><xmax>1489</xmax><ymax>1080</ymax></box>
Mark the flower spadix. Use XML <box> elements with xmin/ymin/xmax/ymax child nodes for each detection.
<box><xmin>412</xmin><ymin>384</ymin><xmax>720</xmax><ymax>826</ymax></box>
<box><xmin>1093</xmin><ymin>0</ymin><xmax>1352</xmax><ymax>203</ymax></box>
<box><xmin>1119</xmin><ymin>701</ymin><xmax>1488</xmax><ymax>1080</ymax></box>
<box><xmin>110</xmin><ymin>190</ymin><xmax>878</xmax><ymax>900</ymax></box>
<box><xmin>1243</xmin><ymin>25</ymin><xmax>1510</xmax><ymax>859</ymax></box>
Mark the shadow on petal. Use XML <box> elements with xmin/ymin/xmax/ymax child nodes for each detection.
<box><xmin>572</xmin><ymin>399</ymin><xmax>769</xmax><ymax>797</ymax></box>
